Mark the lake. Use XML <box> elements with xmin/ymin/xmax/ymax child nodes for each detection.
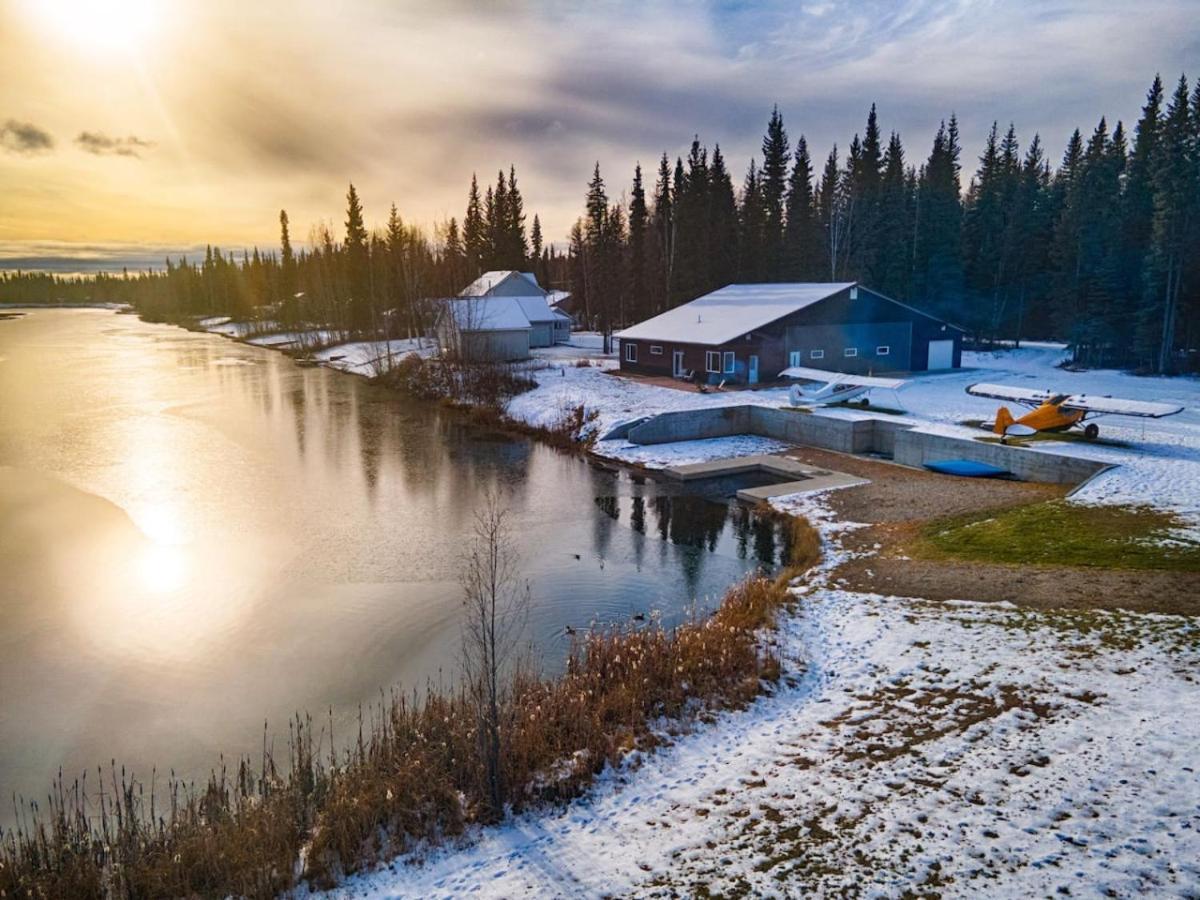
<box><xmin>0</xmin><ymin>309</ymin><xmax>790</xmax><ymax>812</ymax></box>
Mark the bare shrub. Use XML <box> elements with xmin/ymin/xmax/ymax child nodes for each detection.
<box><xmin>459</xmin><ymin>493</ymin><xmax>529</xmax><ymax>820</ymax></box>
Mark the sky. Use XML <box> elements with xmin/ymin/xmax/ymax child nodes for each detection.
<box><xmin>1</xmin><ymin>0</ymin><xmax>1197</xmax><ymax>272</ymax></box>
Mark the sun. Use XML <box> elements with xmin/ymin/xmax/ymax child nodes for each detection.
<box><xmin>27</xmin><ymin>0</ymin><xmax>160</xmax><ymax>53</ymax></box>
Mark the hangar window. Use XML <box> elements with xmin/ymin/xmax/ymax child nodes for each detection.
<box><xmin>650</xmin><ymin>345</ymin><xmax>663</xmax><ymax>355</ymax></box>
<box><xmin>705</xmin><ymin>351</ymin><xmax>721</xmax><ymax>373</ymax></box>
<box><xmin>844</xmin><ymin>348</ymin><xmax>858</xmax><ymax>358</ymax></box>
<box><xmin>624</xmin><ymin>343</ymin><xmax>637</xmax><ymax>362</ymax></box>
<box><xmin>810</xmin><ymin>350</ymin><xmax>825</xmax><ymax>360</ymax></box>
<box><xmin>876</xmin><ymin>345</ymin><xmax>890</xmax><ymax>356</ymax></box>
<box><xmin>723</xmin><ymin>351</ymin><xmax>736</xmax><ymax>374</ymax></box>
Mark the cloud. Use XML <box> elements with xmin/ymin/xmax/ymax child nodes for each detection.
<box><xmin>0</xmin><ymin>119</ymin><xmax>54</xmax><ymax>155</ymax></box>
<box><xmin>75</xmin><ymin>131</ymin><xmax>155</xmax><ymax>158</ymax></box>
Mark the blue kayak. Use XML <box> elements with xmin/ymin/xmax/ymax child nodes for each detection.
<box><xmin>923</xmin><ymin>459</ymin><xmax>1012</xmax><ymax>478</ymax></box>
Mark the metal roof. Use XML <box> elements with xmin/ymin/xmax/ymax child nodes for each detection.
<box><xmin>616</xmin><ymin>283</ymin><xmax>855</xmax><ymax>345</ymax></box>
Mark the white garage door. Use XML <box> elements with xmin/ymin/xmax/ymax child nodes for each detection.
<box><xmin>927</xmin><ymin>339</ymin><xmax>955</xmax><ymax>370</ymax></box>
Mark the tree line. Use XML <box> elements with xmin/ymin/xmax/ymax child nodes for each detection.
<box><xmin>1</xmin><ymin>71</ymin><xmax>1195</xmax><ymax>371</ymax></box>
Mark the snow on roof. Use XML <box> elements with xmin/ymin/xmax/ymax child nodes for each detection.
<box><xmin>458</xmin><ymin>270</ymin><xmax>543</xmax><ymax>297</ymax></box>
<box><xmin>444</xmin><ymin>296</ymin><xmax>531</xmax><ymax>331</ymax></box>
<box><xmin>551</xmin><ymin>309</ymin><xmax>572</xmax><ymax>322</ymax></box>
<box><xmin>546</xmin><ymin>289</ymin><xmax>571</xmax><ymax>307</ymax></box>
<box><xmin>616</xmin><ymin>283</ymin><xmax>856</xmax><ymax>345</ymax></box>
<box><xmin>510</xmin><ymin>295</ymin><xmax>556</xmax><ymax>324</ymax></box>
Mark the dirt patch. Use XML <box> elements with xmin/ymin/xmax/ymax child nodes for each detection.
<box><xmin>774</xmin><ymin>446</ymin><xmax>1066</xmax><ymax>523</ymax></box>
<box><xmin>835</xmin><ymin>549</ymin><xmax>1200</xmax><ymax>615</ymax></box>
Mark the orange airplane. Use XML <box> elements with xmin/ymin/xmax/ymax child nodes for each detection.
<box><xmin>966</xmin><ymin>383</ymin><xmax>1185</xmax><ymax>441</ymax></box>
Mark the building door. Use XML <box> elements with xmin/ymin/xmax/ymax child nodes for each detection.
<box><xmin>927</xmin><ymin>339</ymin><xmax>954</xmax><ymax>370</ymax></box>
<box><xmin>748</xmin><ymin>354</ymin><xmax>759</xmax><ymax>384</ymax></box>
<box><xmin>672</xmin><ymin>350</ymin><xmax>685</xmax><ymax>377</ymax></box>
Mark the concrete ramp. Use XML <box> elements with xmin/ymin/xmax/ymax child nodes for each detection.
<box><xmin>662</xmin><ymin>453</ymin><xmax>867</xmax><ymax>502</ymax></box>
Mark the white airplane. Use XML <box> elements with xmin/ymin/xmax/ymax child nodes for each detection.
<box><xmin>779</xmin><ymin>366</ymin><xmax>907</xmax><ymax>407</ymax></box>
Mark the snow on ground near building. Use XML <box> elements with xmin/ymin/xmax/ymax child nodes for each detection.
<box><xmin>205</xmin><ymin>319</ymin><xmax>272</xmax><ymax>338</ymax></box>
<box><xmin>313</xmin><ymin>338</ymin><xmax>436</xmax><ymax>376</ymax></box>
<box><xmin>246</xmin><ymin>329</ymin><xmax>340</xmax><ymax>349</ymax></box>
<box><xmin>508</xmin><ymin>341</ymin><xmax>1200</xmax><ymax>524</ymax></box>
<box><xmin>326</xmin><ymin>494</ymin><xmax>1200</xmax><ymax>899</ymax></box>
<box><xmin>900</xmin><ymin>343</ymin><xmax>1200</xmax><ymax>527</ymax></box>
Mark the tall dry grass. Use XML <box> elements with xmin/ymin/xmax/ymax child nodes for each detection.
<box><xmin>1</xmin><ymin>514</ymin><xmax>818</xmax><ymax>899</ymax></box>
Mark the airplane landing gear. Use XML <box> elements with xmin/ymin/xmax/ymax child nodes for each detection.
<box><xmin>1084</xmin><ymin>423</ymin><xmax>1100</xmax><ymax>440</ymax></box>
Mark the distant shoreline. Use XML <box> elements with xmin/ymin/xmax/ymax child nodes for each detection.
<box><xmin>0</xmin><ymin>301</ymin><xmax>131</xmax><ymax>310</ymax></box>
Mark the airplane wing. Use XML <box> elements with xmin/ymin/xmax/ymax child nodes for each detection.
<box><xmin>778</xmin><ymin>366</ymin><xmax>906</xmax><ymax>389</ymax></box>
<box><xmin>1060</xmin><ymin>394</ymin><xmax>1185</xmax><ymax>418</ymax></box>
<box><xmin>966</xmin><ymin>383</ymin><xmax>1052</xmax><ymax>406</ymax></box>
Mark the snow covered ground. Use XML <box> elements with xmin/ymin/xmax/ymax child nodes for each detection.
<box><xmin>313</xmin><ymin>338</ymin><xmax>436</xmax><ymax>376</ymax></box>
<box><xmin>506</xmin><ymin>341</ymin><xmax>1200</xmax><ymax>526</ymax></box>
<box><xmin>323</xmin><ymin>492</ymin><xmax>1200</xmax><ymax>899</ymax></box>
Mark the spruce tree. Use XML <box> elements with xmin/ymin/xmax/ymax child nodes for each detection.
<box><xmin>504</xmin><ymin>166</ymin><xmax>528</xmax><ymax>269</ymax></box>
<box><xmin>1141</xmin><ymin>75</ymin><xmax>1195</xmax><ymax>371</ymax></box>
<box><xmin>783</xmin><ymin>135</ymin><xmax>820</xmax><ymax>280</ymax></box>
<box><xmin>708</xmin><ymin>145</ymin><xmax>740</xmax><ymax>291</ymax></box>
<box><xmin>875</xmin><ymin>131</ymin><xmax>912</xmax><ymax>300</ymax></box>
<box><xmin>463</xmin><ymin>174</ymin><xmax>487</xmax><ymax>280</ymax></box>
<box><xmin>279</xmin><ymin>209</ymin><xmax>296</xmax><ymax>310</ymax></box>
<box><xmin>673</xmin><ymin>139</ymin><xmax>711</xmax><ymax>302</ymax></box>
<box><xmin>1122</xmin><ymin>75</ymin><xmax>1165</xmax><ymax>325</ymax></box>
<box><xmin>343</xmin><ymin>183</ymin><xmax>370</xmax><ymax>328</ymax></box>
<box><xmin>530</xmin><ymin>214</ymin><xmax>544</xmax><ymax>285</ymax></box>
<box><xmin>847</xmin><ymin>104</ymin><xmax>884</xmax><ymax>282</ymax></box>
<box><xmin>738</xmin><ymin>159</ymin><xmax>766</xmax><ymax>282</ymax></box>
<box><xmin>913</xmin><ymin>119</ymin><xmax>964</xmax><ymax>319</ymax></box>
<box><xmin>650</xmin><ymin>153</ymin><xmax>674</xmax><ymax>313</ymax></box>
<box><xmin>760</xmin><ymin>107</ymin><xmax>791</xmax><ymax>279</ymax></box>
<box><xmin>628</xmin><ymin>164</ymin><xmax>648</xmax><ymax>319</ymax></box>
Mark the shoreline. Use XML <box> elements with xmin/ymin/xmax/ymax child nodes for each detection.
<box><xmin>0</xmin><ymin>308</ymin><xmax>820</xmax><ymax>898</ymax></box>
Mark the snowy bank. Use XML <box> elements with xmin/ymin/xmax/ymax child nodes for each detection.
<box><xmin>327</xmin><ymin>490</ymin><xmax>1200</xmax><ymax>898</ymax></box>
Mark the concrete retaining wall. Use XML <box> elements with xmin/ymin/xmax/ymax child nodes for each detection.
<box><xmin>624</xmin><ymin>404</ymin><xmax>1112</xmax><ymax>486</ymax></box>
<box><xmin>892</xmin><ymin>429</ymin><xmax>1109</xmax><ymax>485</ymax></box>
<box><xmin>625</xmin><ymin>406</ymin><xmax>752</xmax><ymax>444</ymax></box>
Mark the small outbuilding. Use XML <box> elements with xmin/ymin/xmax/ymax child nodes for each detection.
<box><xmin>455</xmin><ymin>270</ymin><xmax>570</xmax><ymax>347</ymax></box>
<box><xmin>437</xmin><ymin>296</ymin><xmax>532</xmax><ymax>361</ymax></box>
<box><xmin>616</xmin><ymin>282</ymin><xmax>963</xmax><ymax>384</ymax></box>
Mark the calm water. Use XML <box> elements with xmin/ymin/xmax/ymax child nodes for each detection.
<box><xmin>0</xmin><ymin>310</ymin><xmax>789</xmax><ymax>810</ymax></box>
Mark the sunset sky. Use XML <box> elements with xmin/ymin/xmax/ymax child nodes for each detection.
<box><xmin>1</xmin><ymin>0</ymin><xmax>1197</xmax><ymax>272</ymax></box>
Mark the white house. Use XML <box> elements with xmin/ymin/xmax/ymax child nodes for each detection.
<box><xmin>437</xmin><ymin>296</ymin><xmax>532</xmax><ymax>361</ymax></box>
<box><xmin>455</xmin><ymin>270</ymin><xmax>569</xmax><ymax>348</ymax></box>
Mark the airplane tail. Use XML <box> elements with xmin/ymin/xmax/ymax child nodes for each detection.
<box><xmin>993</xmin><ymin>406</ymin><xmax>1015</xmax><ymax>435</ymax></box>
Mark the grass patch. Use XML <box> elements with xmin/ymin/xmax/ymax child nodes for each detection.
<box><xmin>912</xmin><ymin>500</ymin><xmax>1200</xmax><ymax>571</ymax></box>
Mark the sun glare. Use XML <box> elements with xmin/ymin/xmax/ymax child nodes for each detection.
<box><xmin>137</xmin><ymin>542</ymin><xmax>189</xmax><ymax>594</ymax></box>
<box><xmin>28</xmin><ymin>0</ymin><xmax>160</xmax><ymax>53</ymax></box>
